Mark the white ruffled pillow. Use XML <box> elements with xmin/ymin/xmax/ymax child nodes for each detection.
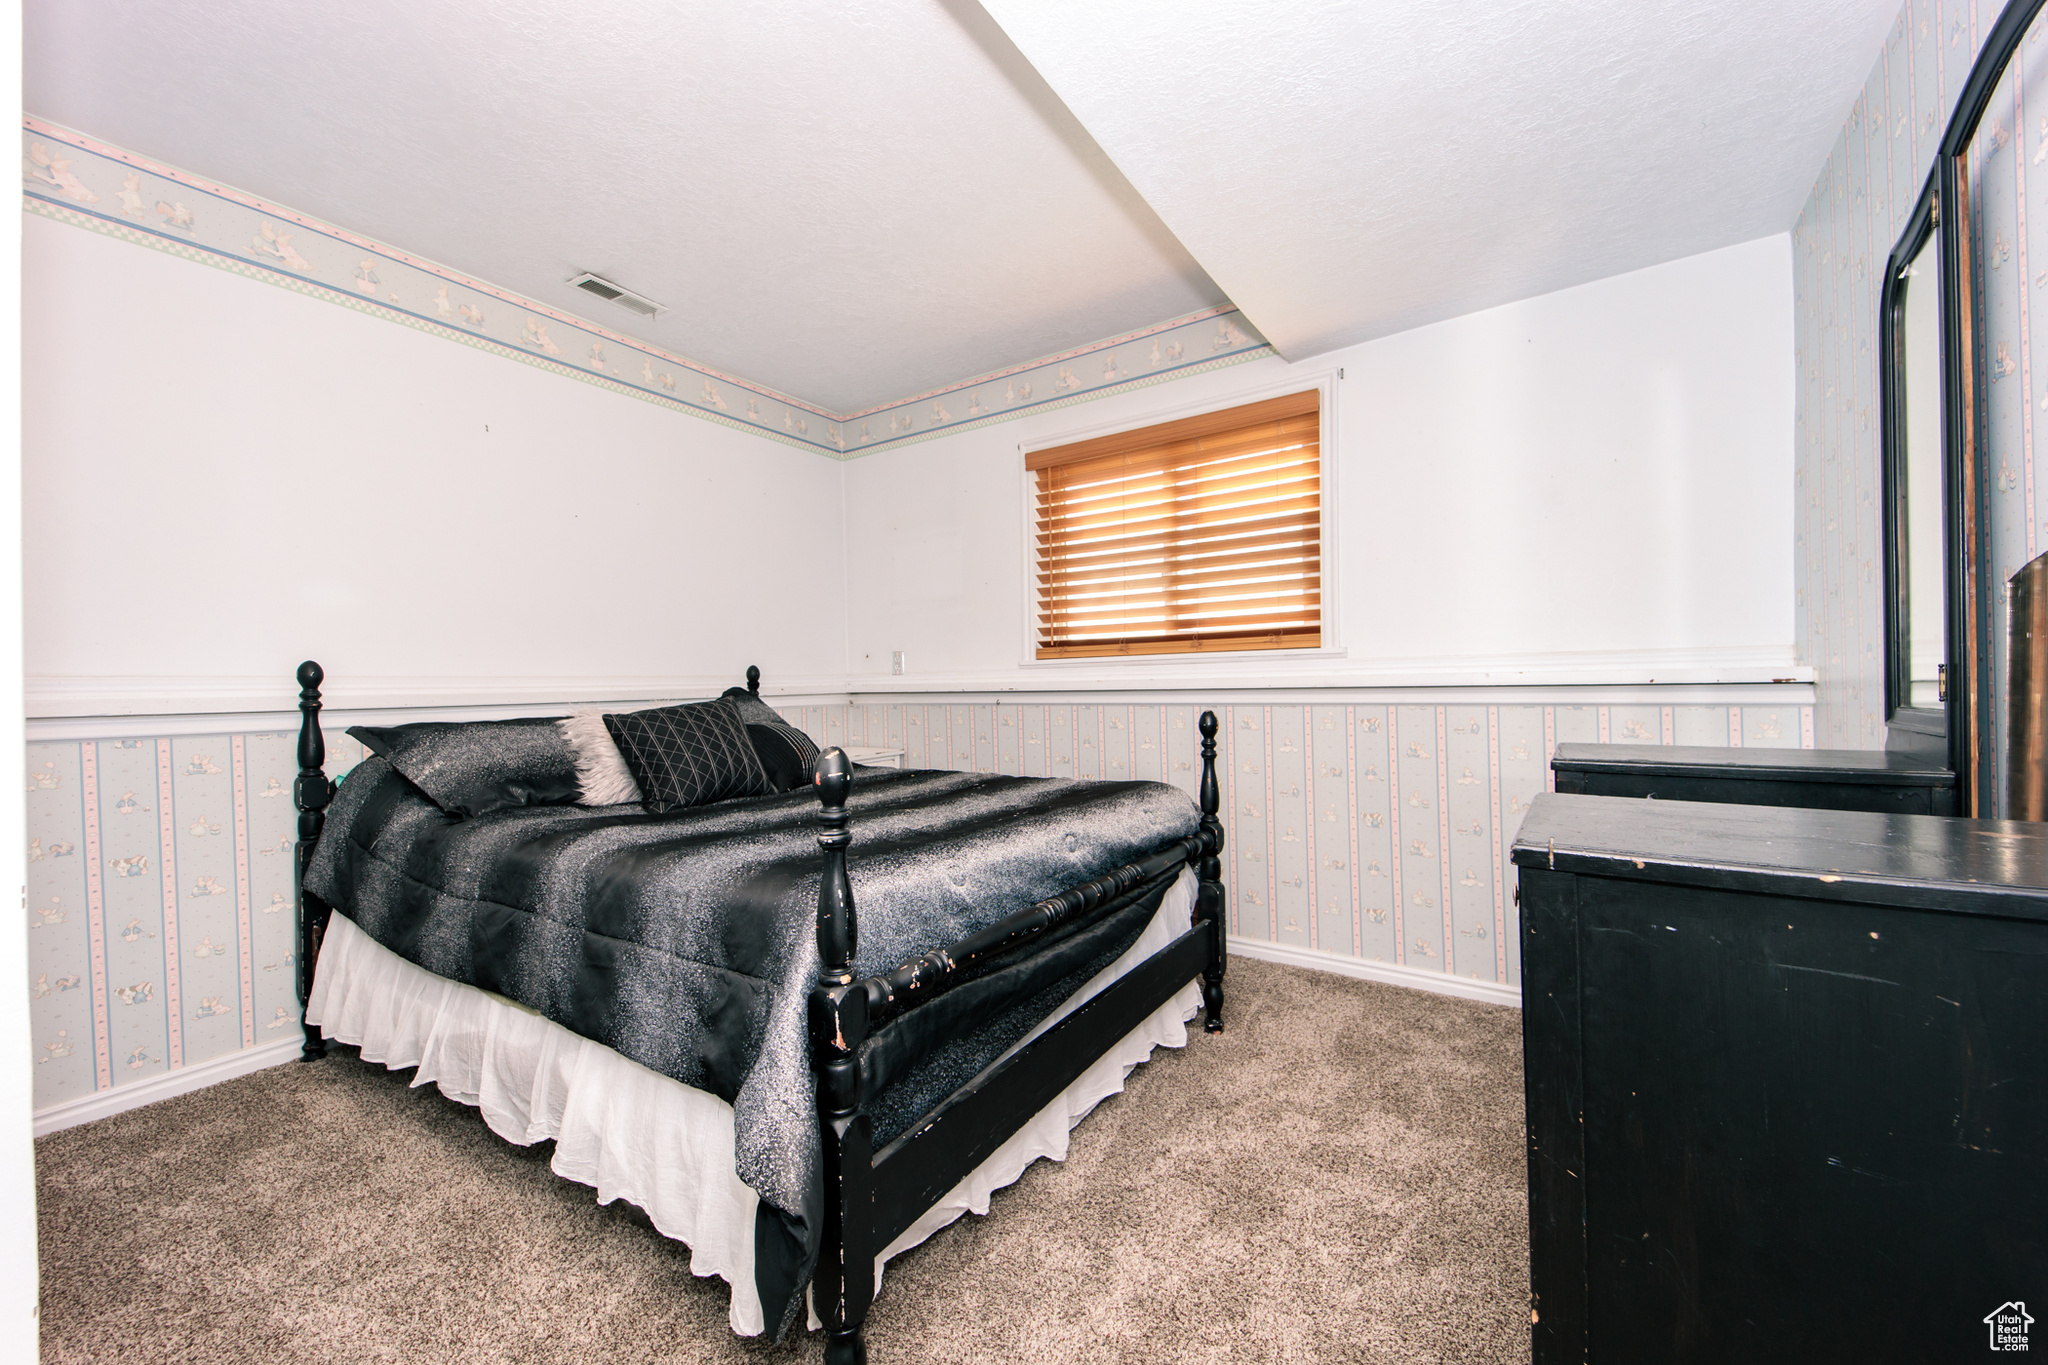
<box><xmin>557</xmin><ymin>709</ymin><xmax>644</xmax><ymax>805</ymax></box>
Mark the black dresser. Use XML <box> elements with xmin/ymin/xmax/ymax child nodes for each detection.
<box><xmin>1551</xmin><ymin>742</ymin><xmax>1956</xmax><ymax>815</ymax></box>
<box><xmin>1514</xmin><ymin>794</ymin><xmax>2046</xmax><ymax>1364</ymax></box>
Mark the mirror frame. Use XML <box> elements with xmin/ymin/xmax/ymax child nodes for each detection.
<box><xmin>1878</xmin><ymin>183</ymin><xmax>1953</xmax><ymax>763</ymax></box>
<box><xmin>1880</xmin><ymin>0</ymin><xmax>2046</xmax><ymax>816</ymax></box>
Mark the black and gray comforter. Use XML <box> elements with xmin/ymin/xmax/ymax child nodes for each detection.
<box><xmin>302</xmin><ymin>759</ymin><xmax>1200</xmax><ymax>1335</ymax></box>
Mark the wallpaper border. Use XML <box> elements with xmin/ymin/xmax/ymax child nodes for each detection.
<box><xmin>21</xmin><ymin>116</ymin><xmax>1275</xmax><ymax>461</ymax></box>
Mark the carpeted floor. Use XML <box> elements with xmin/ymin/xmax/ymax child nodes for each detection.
<box><xmin>35</xmin><ymin>959</ymin><xmax>1530</xmax><ymax>1364</ymax></box>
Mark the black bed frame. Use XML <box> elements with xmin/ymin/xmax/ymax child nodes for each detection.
<box><xmin>289</xmin><ymin>662</ymin><xmax>1227</xmax><ymax>1363</ymax></box>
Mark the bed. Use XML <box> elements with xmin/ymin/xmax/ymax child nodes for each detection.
<box><xmin>288</xmin><ymin>662</ymin><xmax>1227</xmax><ymax>1363</ymax></box>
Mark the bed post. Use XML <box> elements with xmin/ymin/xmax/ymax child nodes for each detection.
<box><xmin>1197</xmin><ymin>710</ymin><xmax>1227</xmax><ymax>1034</ymax></box>
<box><xmin>293</xmin><ymin>661</ymin><xmax>335</xmax><ymax>1062</ymax></box>
<box><xmin>808</xmin><ymin>747</ymin><xmax>872</xmax><ymax>1365</ymax></box>
<box><xmin>747</xmin><ymin>663</ymin><xmax>761</xmax><ymax>697</ymax></box>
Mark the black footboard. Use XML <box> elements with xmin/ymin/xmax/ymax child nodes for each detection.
<box><xmin>868</xmin><ymin>919</ymin><xmax>1210</xmax><ymax>1250</ymax></box>
<box><xmin>807</xmin><ymin>711</ymin><xmax>1228</xmax><ymax>1365</ymax></box>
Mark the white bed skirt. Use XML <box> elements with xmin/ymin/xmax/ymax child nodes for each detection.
<box><xmin>305</xmin><ymin>867</ymin><xmax>1201</xmax><ymax>1336</ymax></box>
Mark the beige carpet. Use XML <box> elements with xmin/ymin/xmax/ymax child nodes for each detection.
<box><xmin>35</xmin><ymin>959</ymin><xmax>1530</xmax><ymax>1364</ymax></box>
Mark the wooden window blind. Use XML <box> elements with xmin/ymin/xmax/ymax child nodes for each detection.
<box><xmin>1031</xmin><ymin>389</ymin><xmax>1322</xmax><ymax>659</ymax></box>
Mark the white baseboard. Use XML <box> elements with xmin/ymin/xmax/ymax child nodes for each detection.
<box><xmin>1229</xmin><ymin>936</ymin><xmax>1521</xmax><ymax>1008</ymax></box>
<box><xmin>33</xmin><ymin>1034</ymin><xmax>304</xmax><ymax>1138</ymax></box>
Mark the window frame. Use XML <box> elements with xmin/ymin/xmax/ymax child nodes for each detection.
<box><xmin>1016</xmin><ymin>368</ymin><xmax>1342</xmax><ymax>670</ymax></box>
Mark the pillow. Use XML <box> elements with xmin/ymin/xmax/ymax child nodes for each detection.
<box><xmin>558</xmin><ymin>710</ymin><xmax>644</xmax><ymax>805</ymax></box>
<box><xmin>748</xmin><ymin>723</ymin><xmax>814</xmax><ymax>793</ymax></box>
<box><xmin>602</xmin><ymin>699</ymin><xmax>773</xmax><ymax>813</ymax></box>
<box><xmin>344</xmin><ymin>717</ymin><xmax>579</xmax><ymax>817</ymax></box>
<box><xmin>721</xmin><ymin>686</ymin><xmax>822</xmax><ymax>771</ymax></box>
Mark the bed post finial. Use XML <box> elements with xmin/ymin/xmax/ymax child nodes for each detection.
<box><xmin>747</xmin><ymin>664</ymin><xmax>761</xmax><ymax>697</ymax></box>
<box><xmin>1196</xmin><ymin>710</ymin><xmax>1227</xmax><ymax>1033</ymax></box>
<box><xmin>294</xmin><ymin>661</ymin><xmax>336</xmax><ymax>1062</ymax></box>
<box><xmin>808</xmin><ymin>744</ymin><xmax>872</xmax><ymax>1363</ymax></box>
<box><xmin>814</xmin><ymin>747</ymin><xmax>855</xmax><ymax>980</ymax></box>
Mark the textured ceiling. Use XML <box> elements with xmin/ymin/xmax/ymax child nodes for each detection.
<box><xmin>23</xmin><ymin>0</ymin><xmax>1224</xmax><ymax>413</ymax></box>
<box><xmin>27</xmin><ymin>0</ymin><xmax>1905</xmax><ymax>406</ymax></box>
<box><xmin>981</xmin><ymin>0</ymin><xmax>1903</xmax><ymax>360</ymax></box>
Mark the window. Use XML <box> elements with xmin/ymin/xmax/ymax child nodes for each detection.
<box><xmin>1030</xmin><ymin>389</ymin><xmax>1322</xmax><ymax>659</ymax></box>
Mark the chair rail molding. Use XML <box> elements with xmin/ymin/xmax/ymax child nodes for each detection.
<box><xmin>852</xmin><ymin>644</ymin><xmax>1813</xmax><ymax>699</ymax></box>
<box><xmin>25</xmin><ymin>673</ymin><xmax>859</xmax><ymax>728</ymax></box>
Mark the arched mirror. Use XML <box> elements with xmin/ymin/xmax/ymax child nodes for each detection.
<box><xmin>1880</xmin><ymin>190</ymin><xmax>1949</xmax><ymax>752</ymax></box>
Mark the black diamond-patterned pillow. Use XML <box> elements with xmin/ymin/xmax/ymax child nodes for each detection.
<box><xmin>601</xmin><ymin>699</ymin><xmax>773</xmax><ymax>813</ymax></box>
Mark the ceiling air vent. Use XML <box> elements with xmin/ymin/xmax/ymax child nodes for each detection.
<box><xmin>567</xmin><ymin>272</ymin><xmax>664</xmax><ymax>318</ymax></box>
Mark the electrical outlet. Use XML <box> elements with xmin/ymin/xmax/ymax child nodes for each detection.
<box><xmin>891</xmin><ymin>651</ymin><xmax>905</xmax><ymax>676</ymax></box>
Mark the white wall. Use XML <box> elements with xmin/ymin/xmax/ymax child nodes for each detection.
<box><xmin>23</xmin><ymin>215</ymin><xmax>849</xmax><ymax>715</ymax></box>
<box><xmin>3</xmin><ymin>2</ymin><xmax>41</xmax><ymax>1350</ymax></box>
<box><xmin>20</xmin><ymin>218</ymin><xmax>1800</xmax><ymax>708</ymax></box>
<box><xmin>843</xmin><ymin>234</ymin><xmax>1797</xmax><ymax>691</ymax></box>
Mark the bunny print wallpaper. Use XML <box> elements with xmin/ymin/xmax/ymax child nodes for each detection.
<box><xmin>25</xmin><ymin>730</ymin><xmax>370</xmax><ymax>1118</ymax></box>
<box><xmin>19</xmin><ymin>117</ymin><xmax>1273</xmax><ymax>462</ymax></box>
<box><xmin>23</xmin><ymin>698</ymin><xmax>1810</xmax><ymax>1121</ymax></box>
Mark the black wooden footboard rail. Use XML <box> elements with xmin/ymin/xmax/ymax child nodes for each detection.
<box><xmin>856</xmin><ymin>829</ymin><xmax>1206</xmax><ymax>1029</ymax></box>
<box><xmin>808</xmin><ymin>712</ymin><xmax>1227</xmax><ymax>1365</ymax></box>
<box><xmin>290</xmin><ymin>664</ymin><xmax>1227</xmax><ymax>1364</ymax></box>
